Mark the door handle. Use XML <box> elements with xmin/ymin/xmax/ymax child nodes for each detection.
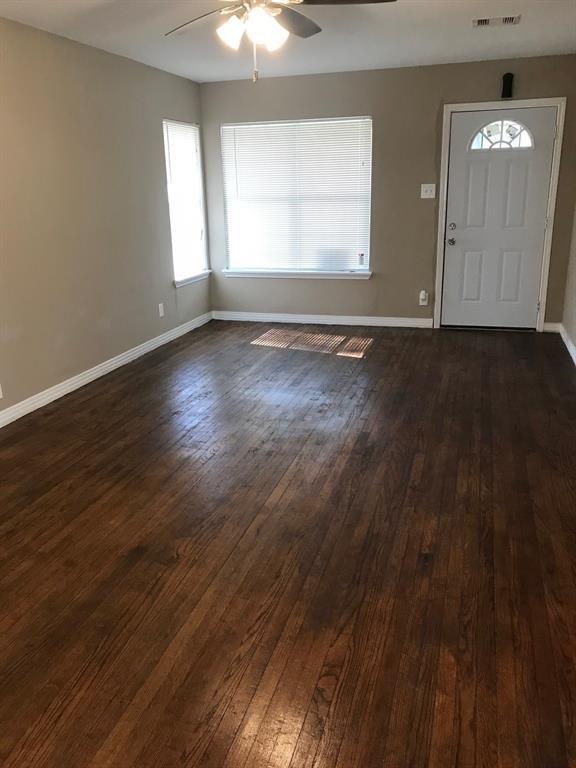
<box><xmin>448</xmin><ymin>238</ymin><xmax>456</xmax><ymax>246</ymax></box>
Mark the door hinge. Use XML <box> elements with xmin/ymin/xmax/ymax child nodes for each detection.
<box><xmin>537</xmin><ymin>300</ymin><xmax>541</xmax><ymax>311</ymax></box>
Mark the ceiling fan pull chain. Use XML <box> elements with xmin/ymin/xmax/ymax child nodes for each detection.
<box><xmin>252</xmin><ymin>41</ymin><xmax>259</xmax><ymax>82</ymax></box>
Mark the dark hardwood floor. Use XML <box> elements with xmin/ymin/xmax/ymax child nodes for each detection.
<box><xmin>1</xmin><ymin>320</ymin><xmax>576</xmax><ymax>767</ymax></box>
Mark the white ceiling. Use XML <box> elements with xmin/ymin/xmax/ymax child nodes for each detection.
<box><xmin>0</xmin><ymin>0</ymin><xmax>574</xmax><ymax>83</ymax></box>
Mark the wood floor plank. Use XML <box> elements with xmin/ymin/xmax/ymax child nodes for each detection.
<box><xmin>1</xmin><ymin>321</ymin><xmax>575</xmax><ymax>767</ymax></box>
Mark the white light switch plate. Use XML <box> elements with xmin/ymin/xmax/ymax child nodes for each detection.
<box><xmin>421</xmin><ymin>183</ymin><xmax>436</xmax><ymax>199</ymax></box>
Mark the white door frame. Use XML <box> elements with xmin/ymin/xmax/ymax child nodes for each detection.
<box><xmin>433</xmin><ymin>97</ymin><xmax>566</xmax><ymax>331</ymax></box>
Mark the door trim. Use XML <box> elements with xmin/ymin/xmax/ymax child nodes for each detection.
<box><xmin>433</xmin><ymin>98</ymin><xmax>566</xmax><ymax>331</ymax></box>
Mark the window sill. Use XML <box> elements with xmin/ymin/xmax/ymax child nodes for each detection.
<box><xmin>222</xmin><ymin>269</ymin><xmax>372</xmax><ymax>280</ymax></box>
<box><xmin>174</xmin><ymin>270</ymin><xmax>211</xmax><ymax>288</ymax></box>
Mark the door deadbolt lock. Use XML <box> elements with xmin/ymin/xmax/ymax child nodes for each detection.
<box><xmin>448</xmin><ymin>223</ymin><xmax>457</xmax><ymax>230</ymax></box>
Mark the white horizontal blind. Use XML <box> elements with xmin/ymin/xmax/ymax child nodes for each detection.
<box><xmin>163</xmin><ymin>120</ymin><xmax>207</xmax><ymax>281</ymax></box>
<box><xmin>221</xmin><ymin>117</ymin><xmax>372</xmax><ymax>273</ymax></box>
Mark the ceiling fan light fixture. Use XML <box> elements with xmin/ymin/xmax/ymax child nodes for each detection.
<box><xmin>217</xmin><ymin>14</ymin><xmax>245</xmax><ymax>50</ymax></box>
<box><xmin>264</xmin><ymin>23</ymin><xmax>290</xmax><ymax>52</ymax></box>
<box><xmin>245</xmin><ymin>6</ymin><xmax>290</xmax><ymax>51</ymax></box>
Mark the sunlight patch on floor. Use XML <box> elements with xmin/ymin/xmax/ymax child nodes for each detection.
<box><xmin>251</xmin><ymin>328</ymin><xmax>373</xmax><ymax>359</ymax></box>
<box><xmin>336</xmin><ymin>335</ymin><xmax>374</xmax><ymax>358</ymax></box>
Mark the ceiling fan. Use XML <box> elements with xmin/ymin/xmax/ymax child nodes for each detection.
<box><xmin>165</xmin><ymin>0</ymin><xmax>397</xmax><ymax>80</ymax></box>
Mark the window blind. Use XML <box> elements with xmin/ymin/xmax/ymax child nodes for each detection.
<box><xmin>220</xmin><ymin>117</ymin><xmax>372</xmax><ymax>274</ymax></box>
<box><xmin>163</xmin><ymin>120</ymin><xmax>207</xmax><ymax>282</ymax></box>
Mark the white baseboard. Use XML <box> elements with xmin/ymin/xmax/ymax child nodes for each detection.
<box><xmin>0</xmin><ymin>312</ymin><xmax>212</xmax><ymax>430</ymax></box>
<box><xmin>211</xmin><ymin>311</ymin><xmax>433</xmax><ymax>328</ymax></box>
<box><xmin>544</xmin><ymin>322</ymin><xmax>576</xmax><ymax>367</ymax></box>
<box><xmin>559</xmin><ymin>324</ymin><xmax>576</xmax><ymax>367</ymax></box>
<box><xmin>11</xmin><ymin>309</ymin><xmax>569</xmax><ymax>432</ymax></box>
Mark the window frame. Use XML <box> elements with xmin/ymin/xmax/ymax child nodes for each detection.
<box><xmin>220</xmin><ymin>116</ymin><xmax>373</xmax><ymax>279</ymax></box>
<box><xmin>469</xmin><ymin>119</ymin><xmax>534</xmax><ymax>152</ymax></box>
<box><xmin>162</xmin><ymin>119</ymin><xmax>210</xmax><ymax>287</ymax></box>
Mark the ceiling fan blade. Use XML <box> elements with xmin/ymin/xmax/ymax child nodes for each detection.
<box><xmin>301</xmin><ymin>0</ymin><xmax>396</xmax><ymax>4</ymax></box>
<box><xmin>165</xmin><ymin>6</ymin><xmax>238</xmax><ymax>37</ymax></box>
<box><xmin>272</xmin><ymin>5</ymin><xmax>322</xmax><ymax>37</ymax></box>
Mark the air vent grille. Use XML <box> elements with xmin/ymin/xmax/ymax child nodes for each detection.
<box><xmin>473</xmin><ymin>15</ymin><xmax>521</xmax><ymax>27</ymax></box>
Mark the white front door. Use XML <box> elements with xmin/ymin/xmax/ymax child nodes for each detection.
<box><xmin>441</xmin><ymin>107</ymin><xmax>557</xmax><ymax>328</ymax></box>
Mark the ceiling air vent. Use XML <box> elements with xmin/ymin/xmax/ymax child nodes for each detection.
<box><xmin>473</xmin><ymin>15</ymin><xmax>521</xmax><ymax>27</ymax></box>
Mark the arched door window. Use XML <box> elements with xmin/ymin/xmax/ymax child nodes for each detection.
<box><xmin>470</xmin><ymin>119</ymin><xmax>533</xmax><ymax>150</ymax></box>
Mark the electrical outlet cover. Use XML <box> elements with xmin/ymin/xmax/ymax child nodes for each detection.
<box><xmin>421</xmin><ymin>184</ymin><xmax>436</xmax><ymax>199</ymax></box>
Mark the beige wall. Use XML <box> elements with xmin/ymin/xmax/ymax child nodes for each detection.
<box><xmin>1</xmin><ymin>26</ymin><xmax>575</xmax><ymax>417</ymax></box>
<box><xmin>201</xmin><ymin>55</ymin><xmax>576</xmax><ymax>320</ymax></box>
<box><xmin>0</xmin><ymin>18</ymin><xmax>209</xmax><ymax>411</ymax></box>
<box><xmin>562</xmin><ymin>205</ymin><xmax>576</xmax><ymax>348</ymax></box>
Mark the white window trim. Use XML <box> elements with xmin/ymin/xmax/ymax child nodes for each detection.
<box><xmin>221</xmin><ymin>116</ymin><xmax>373</xmax><ymax>275</ymax></box>
<box><xmin>174</xmin><ymin>270</ymin><xmax>212</xmax><ymax>288</ymax></box>
<box><xmin>163</xmin><ymin>119</ymin><xmax>209</xmax><ymax>285</ymax></box>
<box><xmin>222</xmin><ymin>269</ymin><xmax>372</xmax><ymax>280</ymax></box>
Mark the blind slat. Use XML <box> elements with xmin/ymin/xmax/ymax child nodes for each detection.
<box><xmin>221</xmin><ymin>117</ymin><xmax>373</xmax><ymax>273</ymax></box>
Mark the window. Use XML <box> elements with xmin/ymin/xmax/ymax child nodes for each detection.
<box><xmin>163</xmin><ymin>120</ymin><xmax>208</xmax><ymax>284</ymax></box>
<box><xmin>471</xmin><ymin>119</ymin><xmax>533</xmax><ymax>151</ymax></box>
<box><xmin>220</xmin><ymin>117</ymin><xmax>373</xmax><ymax>275</ymax></box>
